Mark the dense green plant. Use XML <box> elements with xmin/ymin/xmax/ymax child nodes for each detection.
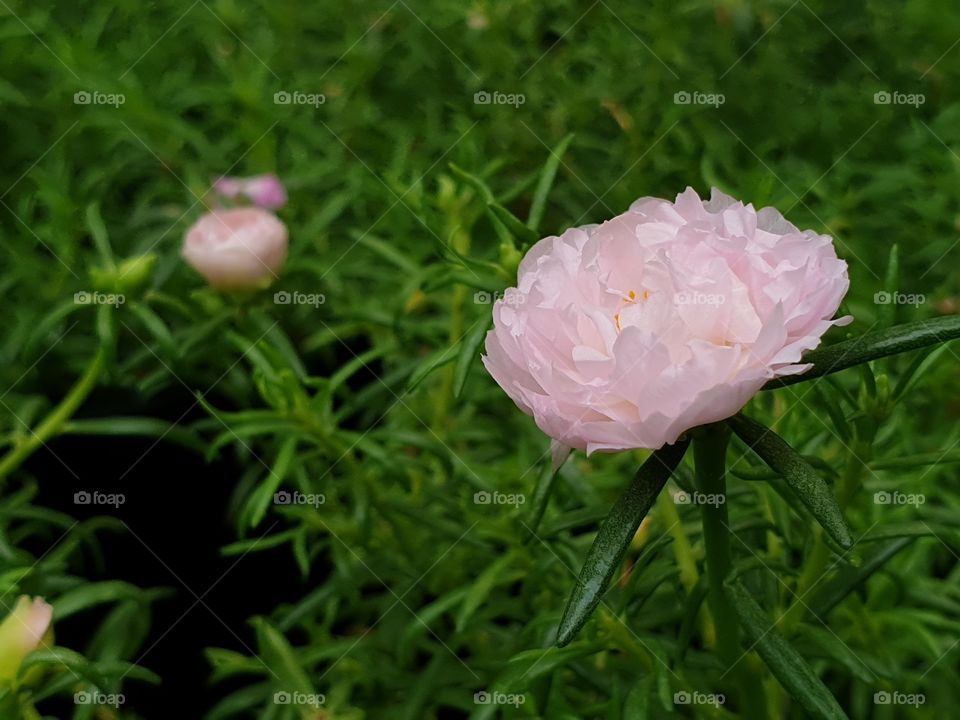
<box><xmin>2</xmin><ymin>0</ymin><xmax>960</xmax><ymax>718</ymax></box>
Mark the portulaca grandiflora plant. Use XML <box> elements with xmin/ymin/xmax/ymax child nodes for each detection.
<box><xmin>477</xmin><ymin>183</ymin><xmax>960</xmax><ymax>719</ymax></box>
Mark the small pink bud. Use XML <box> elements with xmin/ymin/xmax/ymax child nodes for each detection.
<box><xmin>182</xmin><ymin>208</ymin><xmax>288</xmax><ymax>290</ymax></box>
<box><xmin>213</xmin><ymin>173</ymin><xmax>287</xmax><ymax>210</ymax></box>
<box><xmin>0</xmin><ymin>596</ymin><xmax>53</xmax><ymax>680</ymax></box>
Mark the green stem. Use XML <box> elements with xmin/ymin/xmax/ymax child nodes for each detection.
<box><xmin>693</xmin><ymin>424</ymin><xmax>737</xmax><ymax>665</ymax></box>
<box><xmin>694</xmin><ymin>425</ymin><xmax>768</xmax><ymax>720</ymax></box>
<box><xmin>0</xmin><ymin>347</ymin><xmax>107</xmax><ymax>481</ymax></box>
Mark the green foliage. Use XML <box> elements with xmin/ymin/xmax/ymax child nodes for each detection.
<box><xmin>2</xmin><ymin>0</ymin><xmax>960</xmax><ymax>718</ymax></box>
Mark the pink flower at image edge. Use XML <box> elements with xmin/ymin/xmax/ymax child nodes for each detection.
<box><xmin>482</xmin><ymin>187</ymin><xmax>851</xmax><ymax>455</ymax></box>
<box><xmin>0</xmin><ymin>596</ymin><xmax>53</xmax><ymax>679</ymax></box>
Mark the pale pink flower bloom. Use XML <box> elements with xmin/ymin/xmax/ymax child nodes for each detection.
<box><xmin>0</xmin><ymin>596</ymin><xmax>53</xmax><ymax>679</ymax></box>
<box><xmin>482</xmin><ymin>188</ymin><xmax>851</xmax><ymax>454</ymax></box>
<box><xmin>213</xmin><ymin>173</ymin><xmax>287</xmax><ymax>210</ymax></box>
<box><xmin>182</xmin><ymin>208</ymin><xmax>288</xmax><ymax>289</ymax></box>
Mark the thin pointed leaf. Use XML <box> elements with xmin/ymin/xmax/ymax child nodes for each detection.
<box><xmin>879</xmin><ymin>243</ymin><xmax>899</xmax><ymax>327</ymax></box>
<box><xmin>763</xmin><ymin>315</ymin><xmax>960</xmax><ymax>389</ymax></box>
<box><xmin>728</xmin><ymin>414</ymin><xmax>853</xmax><ymax>549</ymax></box>
<box><xmin>527</xmin><ymin>133</ymin><xmax>574</xmax><ymax>231</ymax></box>
<box><xmin>556</xmin><ymin>438</ymin><xmax>690</xmax><ymax>647</ymax></box>
<box><xmin>810</xmin><ymin>537</ymin><xmax>915</xmax><ymax>617</ymax></box>
<box><xmin>727</xmin><ymin>580</ymin><xmax>848</xmax><ymax>720</ymax></box>
<box><xmin>526</xmin><ymin>442</ymin><xmax>572</xmax><ymax>534</ymax></box>
<box><xmin>254</xmin><ymin>618</ymin><xmax>315</xmax><ymax>697</ymax></box>
<box><xmin>86</xmin><ymin>203</ymin><xmax>115</xmax><ymax>268</ymax></box>
<box><xmin>453</xmin><ymin>313</ymin><xmax>493</xmax><ymax>397</ymax></box>
<box><xmin>406</xmin><ymin>343</ymin><xmax>460</xmax><ymax>391</ymax></box>
<box><xmin>486</xmin><ymin>203</ymin><xmax>539</xmax><ymax>245</ymax></box>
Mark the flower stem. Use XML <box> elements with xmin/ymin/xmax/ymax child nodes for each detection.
<box><xmin>0</xmin><ymin>347</ymin><xmax>106</xmax><ymax>482</ymax></box>
<box><xmin>693</xmin><ymin>424</ymin><xmax>737</xmax><ymax>665</ymax></box>
<box><xmin>694</xmin><ymin>424</ymin><xmax>768</xmax><ymax>720</ymax></box>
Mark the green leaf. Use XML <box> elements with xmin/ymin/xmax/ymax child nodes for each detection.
<box><xmin>556</xmin><ymin>438</ymin><xmax>690</xmax><ymax>647</ymax></box>
<box><xmin>453</xmin><ymin>313</ymin><xmax>493</xmax><ymax>397</ymax></box>
<box><xmin>128</xmin><ymin>303</ymin><xmax>176</xmax><ymax>358</ymax></box>
<box><xmin>245</xmin><ymin>436</ymin><xmax>299</xmax><ymax>528</ymax></box>
<box><xmin>892</xmin><ymin>344</ymin><xmax>952</xmax><ymax>400</ymax></box>
<box><xmin>455</xmin><ymin>550</ymin><xmax>519</xmax><ymax>632</ymax></box>
<box><xmin>86</xmin><ymin>203</ymin><xmax>115</xmax><ymax>268</ymax></box>
<box><xmin>809</xmin><ymin>537</ymin><xmax>916</xmax><ymax>617</ymax></box>
<box><xmin>728</xmin><ymin>414</ymin><xmax>853</xmax><ymax>549</ymax></box>
<box><xmin>254</xmin><ymin>618</ymin><xmax>314</xmax><ymax>697</ymax></box>
<box><xmin>763</xmin><ymin>315</ymin><xmax>960</xmax><ymax>389</ymax></box>
<box><xmin>526</xmin><ymin>443</ymin><xmax>571</xmax><ymax>534</ymax></box>
<box><xmin>62</xmin><ymin>416</ymin><xmax>205</xmax><ymax>452</ymax></box>
<box><xmin>486</xmin><ymin>203</ymin><xmax>539</xmax><ymax>245</ymax></box>
<box><xmin>53</xmin><ymin>581</ymin><xmax>143</xmax><ymax>620</ymax></box>
<box><xmin>726</xmin><ymin>581</ymin><xmax>848</xmax><ymax>720</ymax></box>
<box><xmin>527</xmin><ymin>133</ymin><xmax>574</xmax><ymax>231</ymax></box>
<box><xmin>879</xmin><ymin>243</ymin><xmax>899</xmax><ymax>327</ymax></box>
<box><xmin>406</xmin><ymin>342</ymin><xmax>460</xmax><ymax>391</ymax></box>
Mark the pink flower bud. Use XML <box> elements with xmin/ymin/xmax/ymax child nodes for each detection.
<box><xmin>482</xmin><ymin>188</ymin><xmax>851</xmax><ymax>454</ymax></box>
<box><xmin>0</xmin><ymin>596</ymin><xmax>53</xmax><ymax>680</ymax></box>
<box><xmin>213</xmin><ymin>173</ymin><xmax>287</xmax><ymax>210</ymax></box>
<box><xmin>182</xmin><ymin>208</ymin><xmax>288</xmax><ymax>290</ymax></box>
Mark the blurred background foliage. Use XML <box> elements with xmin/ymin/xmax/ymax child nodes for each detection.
<box><xmin>0</xmin><ymin>0</ymin><xmax>959</xmax><ymax>717</ymax></box>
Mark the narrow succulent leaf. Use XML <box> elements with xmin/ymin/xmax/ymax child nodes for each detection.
<box><xmin>407</xmin><ymin>343</ymin><xmax>460</xmax><ymax>391</ymax></box>
<box><xmin>526</xmin><ymin>442</ymin><xmax>571</xmax><ymax>534</ymax></box>
<box><xmin>487</xmin><ymin>203</ymin><xmax>539</xmax><ymax>245</ymax></box>
<box><xmin>453</xmin><ymin>313</ymin><xmax>493</xmax><ymax>397</ymax></box>
<box><xmin>893</xmin><ymin>344</ymin><xmax>951</xmax><ymax>400</ymax></box>
<box><xmin>556</xmin><ymin>438</ymin><xmax>690</xmax><ymax>647</ymax></box>
<box><xmin>810</xmin><ymin>537</ymin><xmax>916</xmax><ymax>617</ymax></box>
<box><xmin>85</xmin><ymin>202</ymin><xmax>115</xmax><ymax>268</ymax></box>
<box><xmin>763</xmin><ymin>316</ymin><xmax>960</xmax><ymax>389</ymax></box>
<box><xmin>729</xmin><ymin>414</ymin><xmax>853</xmax><ymax>549</ymax></box>
<box><xmin>727</xmin><ymin>581</ymin><xmax>849</xmax><ymax>720</ymax></box>
<box><xmin>879</xmin><ymin>243</ymin><xmax>899</xmax><ymax>327</ymax></box>
<box><xmin>527</xmin><ymin>133</ymin><xmax>574</xmax><ymax>231</ymax></box>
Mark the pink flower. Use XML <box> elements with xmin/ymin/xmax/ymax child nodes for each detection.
<box><xmin>482</xmin><ymin>188</ymin><xmax>851</xmax><ymax>454</ymax></box>
<box><xmin>182</xmin><ymin>208</ymin><xmax>288</xmax><ymax>289</ymax></box>
<box><xmin>0</xmin><ymin>596</ymin><xmax>53</xmax><ymax>680</ymax></box>
<box><xmin>213</xmin><ymin>173</ymin><xmax>287</xmax><ymax>210</ymax></box>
